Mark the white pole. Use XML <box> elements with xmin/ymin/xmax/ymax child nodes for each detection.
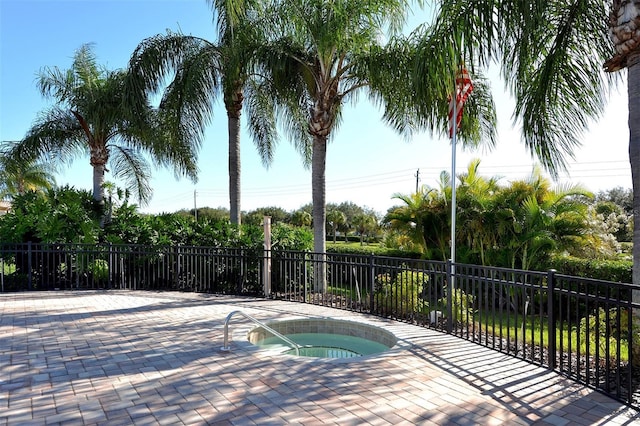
<box><xmin>450</xmin><ymin>85</ymin><xmax>457</xmax><ymax>265</ymax></box>
<box><xmin>263</xmin><ymin>216</ymin><xmax>272</xmax><ymax>296</ymax></box>
<box><xmin>193</xmin><ymin>190</ymin><xmax>198</xmax><ymax>222</ymax></box>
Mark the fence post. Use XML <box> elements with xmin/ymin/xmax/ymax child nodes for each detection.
<box><xmin>369</xmin><ymin>253</ymin><xmax>375</xmax><ymax>313</ymax></box>
<box><xmin>107</xmin><ymin>243</ymin><xmax>113</xmax><ymax>289</ymax></box>
<box><xmin>27</xmin><ymin>241</ymin><xmax>33</xmax><ymax>291</ymax></box>
<box><xmin>446</xmin><ymin>259</ymin><xmax>453</xmax><ymax>333</ymax></box>
<box><xmin>547</xmin><ymin>269</ymin><xmax>557</xmax><ymax>369</ymax></box>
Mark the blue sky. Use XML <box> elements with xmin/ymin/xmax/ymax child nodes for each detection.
<box><xmin>0</xmin><ymin>0</ymin><xmax>631</xmax><ymax>215</ymax></box>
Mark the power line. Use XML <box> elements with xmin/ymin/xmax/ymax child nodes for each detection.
<box><xmin>149</xmin><ymin>161</ymin><xmax>631</xmax><ymax>207</ymax></box>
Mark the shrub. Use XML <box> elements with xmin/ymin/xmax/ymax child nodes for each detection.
<box><xmin>438</xmin><ymin>288</ymin><xmax>475</xmax><ymax>324</ymax></box>
<box><xmin>376</xmin><ymin>270</ymin><xmax>429</xmax><ymax>317</ymax></box>
<box><xmin>546</xmin><ymin>255</ymin><xmax>632</xmax><ymax>283</ymax></box>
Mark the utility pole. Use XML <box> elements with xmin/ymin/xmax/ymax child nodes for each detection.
<box><xmin>414</xmin><ymin>169</ymin><xmax>420</xmax><ymax>193</ymax></box>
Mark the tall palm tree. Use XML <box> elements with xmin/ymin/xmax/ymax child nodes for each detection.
<box><xmin>431</xmin><ymin>2</ymin><xmax>640</xmax><ymax>274</ymax></box>
<box><xmin>12</xmin><ymin>44</ymin><xmax>198</xmax><ymax>207</ymax></box>
<box><xmin>128</xmin><ymin>0</ymin><xmax>277</xmax><ymax>225</ymax></box>
<box><xmin>0</xmin><ymin>141</ymin><xmax>56</xmax><ymax>199</ymax></box>
<box><xmin>605</xmin><ymin>1</ymin><xmax>640</xmax><ymax>289</ymax></box>
<box><xmin>262</xmin><ymin>0</ymin><xmax>496</xmax><ymax>289</ymax></box>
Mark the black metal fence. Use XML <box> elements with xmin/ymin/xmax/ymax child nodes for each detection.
<box><xmin>1</xmin><ymin>242</ymin><xmax>639</xmax><ymax>408</ymax></box>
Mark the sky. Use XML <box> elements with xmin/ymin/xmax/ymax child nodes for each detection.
<box><xmin>0</xmin><ymin>0</ymin><xmax>632</xmax><ymax>217</ymax></box>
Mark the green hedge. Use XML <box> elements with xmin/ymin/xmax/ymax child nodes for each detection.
<box><xmin>544</xmin><ymin>255</ymin><xmax>632</xmax><ymax>284</ymax></box>
<box><xmin>326</xmin><ymin>243</ymin><xmax>422</xmax><ymax>259</ymax></box>
<box><xmin>326</xmin><ymin>244</ymin><xmax>633</xmax><ymax>283</ymax></box>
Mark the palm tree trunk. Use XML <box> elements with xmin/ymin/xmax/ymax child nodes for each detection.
<box><xmin>312</xmin><ymin>135</ymin><xmax>327</xmax><ymax>292</ymax></box>
<box><xmin>228</xmin><ymin>113</ymin><xmax>241</xmax><ymax>225</ymax></box>
<box><xmin>92</xmin><ymin>163</ymin><xmax>105</xmax><ymax>204</ymax></box>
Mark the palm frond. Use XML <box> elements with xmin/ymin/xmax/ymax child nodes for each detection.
<box><xmin>108</xmin><ymin>145</ymin><xmax>152</xmax><ymax>205</ymax></box>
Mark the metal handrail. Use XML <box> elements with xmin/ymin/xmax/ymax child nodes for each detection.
<box><xmin>221</xmin><ymin>310</ymin><xmax>300</xmax><ymax>356</ymax></box>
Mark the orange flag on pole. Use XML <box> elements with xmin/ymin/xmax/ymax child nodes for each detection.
<box><xmin>448</xmin><ymin>68</ymin><xmax>474</xmax><ymax>138</ymax></box>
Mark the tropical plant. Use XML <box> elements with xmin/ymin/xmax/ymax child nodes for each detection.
<box><xmin>430</xmin><ymin>2</ymin><xmax>640</xmax><ymax>284</ymax></box>
<box><xmin>326</xmin><ymin>209</ymin><xmax>346</xmax><ymax>243</ymax></box>
<box><xmin>387</xmin><ymin>160</ymin><xmax>596</xmax><ymax>269</ymax></box>
<box><xmin>0</xmin><ymin>186</ymin><xmax>101</xmax><ymax>244</ymax></box>
<box><xmin>10</xmin><ymin>44</ymin><xmax>198</xmax><ymax>206</ymax></box>
<box><xmin>290</xmin><ymin>209</ymin><xmax>312</xmax><ymax>227</ymax></box>
<box><xmin>375</xmin><ymin>269</ymin><xmax>430</xmax><ymax>318</ymax></box>
<box><xmin>385</xmin><ymin>188</ymin><xmax>432</xmax><ymax>253</ymax></box>
<box><xmin>261</xmin><ymin>0</ymin><xmax>496</xmax><ymax>289</ymax></box>
<box><xmin>0</xmin><ymin>141</ymin><xmax>55</xmax><ymax>199</ymax></box>
<box><xmin>455</xmin><ymin>159</ymin><xmax>500</xmax><ymax>264</ymax></box>
<box><xmin>352</xmin><ymin>213</ymin><xmax>378</xmax><ymax>245</ymax></box>
<box><xmin>128</xmin><ymin>0</ymin><xmax>277</xmax><ymax>225</ymax></box>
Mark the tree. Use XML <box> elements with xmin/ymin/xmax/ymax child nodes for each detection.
<box><xmin>12</xmin><ymin>44</ymin><xmax>198</xmax><ymax>206</ymax></box>
<box><xmin>262</xmin><ymin>0</ymin><xmax>496</xmax><ymax>289</ymax></box>
<box><xmin>596</xmin><ymin>187</ymin><xmax>633</xmax><ymax>216</ymax></box>
<box><xmin>129</xmin><ymin>0</ymin><xmax>277</xmax><ymax>225</ymax></box>
<box><xmin>385</xmin><ymin>188</ymin><xmax>433</xmax><ymax>254</ymax></box>
<box><xmin>244</xmin><ymin>206</ymin><xmax>290</xmax><ymax>226</ymax></box>
<box><xmin>326</xmin><ymin>209</ymin><xmax>346</xmax><ymax>243</ymax></box>
<box><xmin>0</xmin><ymin>141</ymin><xmax>55</xmax><ymax>199</ymax></box>
<box><xmin>352</xmin><ymin>213</ymin><xmax>378</xmax><ymax>245</ymax></box>
<box><xmin>431</xmin><ymin>2</ymin><xmax>640</xmax><ymax>280</ymax></box>
<box><xmin>290</xmin><ymin>209</ymin><xmax>312</xmax><ymax>227</ymax></box>
<box><xmin>491</xmin><ymin>172</ymin><xmax>593</xmax><ymax>270</ymax></box>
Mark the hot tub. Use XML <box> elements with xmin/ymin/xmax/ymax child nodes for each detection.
<box><xmin>247</xmin><ymin>318</ymin><xmax>397</xmax><ymax>359</ymax></box>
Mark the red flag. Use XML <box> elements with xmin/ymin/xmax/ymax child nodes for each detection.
<box><xmin>448</xmin><ymin>68</ymin><xmax>474</xmax><ymax>138</ymax></box>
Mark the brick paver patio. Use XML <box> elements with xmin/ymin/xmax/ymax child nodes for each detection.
<box><xmin>1</xmin><ymin>291</ymin><xmax>639</xmax><ymax>425</ymax></box>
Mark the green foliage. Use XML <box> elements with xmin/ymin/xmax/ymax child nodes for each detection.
<box><xmin>12</xmin><ymin>44</ymin><xmax>198</xmax><ymax>206</ymax></box>
<box><xmin>0</xmin><ymin>140</ymin><xmax>56</xmax><ymax>199</ymax></box>
<box><xmin>103</xmin><ymin>203</ymin><xmax>158</xmax><ymax>245</ymax></box>
<box><xmin>244</xmin><ymin>207</ymin><xmax>290</xmax><ymax>226</ymax></box>
<box><xmin>326</xmin><ymin>242</ymin><xmax>422</xmax><ymax>258</ymax></box>
<box><xmin>438</xmin><ymin>289</ymin><xmax>475</xmax><ymax>324</ymax></box>
<box><xmin>545</xmin><ymin>255</ymin><xmax>632</xmax><ymax>283</ymax></box>
<box><xmin>271</xmin><ymin>223</ymin><xmax>313</xmax><ymax>251</ymax></box>
<box><xmin>386</xmin><ymin>160</ymin><xmax>600</xmax><ymax>270</ymax></box>
<box><xmin>579</xmin><ymin>308</ymin><xmax>637</xmax><ymax>363</ymax></box>
<box><xmin>596</xmin><ymin>187</ymin><xmax>633</xmax><ymax>216</ymax></box>
<box><xmin>376</xmin><ymin>270</ymin><xmax>429</xmax><ymax>316</ymax></box>
<box><xmin>87</xmin><ymin>259</ymin><xmax>109</xmax><ymax>283</ymax></box>
<box><xmin>175</xmin><ymin>207</ymin><xmax>230</xmax><ymax>223</ymax></box>
<box><xmin>0</xmin><ymin>187</ymin><xmax>101</xmax><ymax>244</ymax></box>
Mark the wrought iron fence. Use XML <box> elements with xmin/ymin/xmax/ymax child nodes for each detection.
<box><xmin>1</xmin><ymin>242</ymin><xmax>639</xmax><ymax>408</ymax></box>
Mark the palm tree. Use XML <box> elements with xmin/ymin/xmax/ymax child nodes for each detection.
<box><xmin>128</xmin><ymin>0</ymin><xmax>277</xmax><ymax>225</ymax></box>
<box><xmin>326</xmin><ymin>209</ymin><xmax>346</xmax><ymax>243</ymax></box>
<box><xmin>492</xmin><ymin>173</ymin><xmax>592</xmax><ymax>270</ymax></box>
<box><xmin>455</xmin><ymin>159</ymin><xmax>500</xmax><ymax>265</ymax></box>
<box><xmin>262</xmin><ymin>0</ymin><xmax>496</xmax><ymax>289</ymax></box>
<box><xmin>0</xmin><ymin>141</ymin><xmax>55</xmax><ymax>199</ymax></box>
<box><xmin>12</xmin><ymin>44</ymin><xmax>198</xmax><ymax>207</ymax></box>
<box><xmin>431</xmin><ymin>2</ymin><xmax>640</xmax><ymax>275</ymax></box>
<box><xmin>386</xmin><ymin>188</ymin><xmax>433</xmax><ymax>253</ymax></box>
<box><xmin>352</xmin><ymin>213</ymin><xmax>378</xmax><ymax>245</ymax></box>
<box><xmin>291</xmin><ymin>209</ymin><xmax>312</xmax><ymax>227</ymax></box>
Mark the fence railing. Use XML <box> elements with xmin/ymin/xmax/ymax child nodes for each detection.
<box><xmin>1</xmin><ymin>242</ymin><xmax>639</xmax><ymax>408</ymax></box>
